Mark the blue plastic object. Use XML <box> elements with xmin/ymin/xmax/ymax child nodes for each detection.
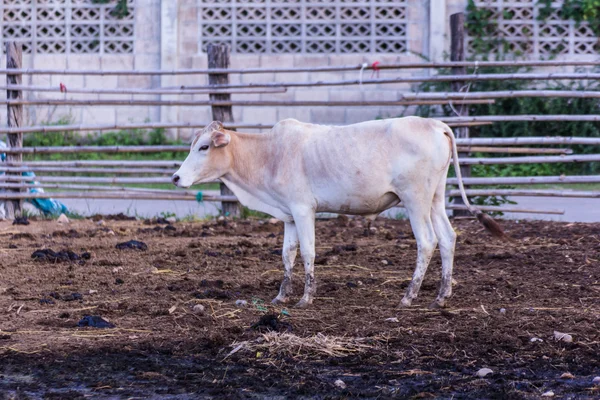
<box><xmin>1</xmin><ymin>141</ymin><xmax>68</xmax><ymax>216</ymax></box>
<box><xmin>196</xmin><ymin>191</ymin><xmax>203</xmax><ymax>202</ymax></box>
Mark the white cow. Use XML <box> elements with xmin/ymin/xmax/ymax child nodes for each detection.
<box><xmin>172</xmin><ymin>117</ymin><xmax>503</xmax><ymax>309</ymax></box>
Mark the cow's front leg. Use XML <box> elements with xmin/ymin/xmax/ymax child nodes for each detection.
<box><xmin>291</xmin><ymin>207</ymin><xmax>316</xmax><ymax>308</ymax></box>
<box><xmin>272</xmin><ymin>221</ymin><xmax>299</xmax><ymax>304</ymax></box>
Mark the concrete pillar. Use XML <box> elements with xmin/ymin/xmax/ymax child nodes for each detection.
<box><xmin>429</xmin><ymin>0</ymin><xmax>447</xmax><ymax>62</ymax></box>
<box><xmin>160</xmin><ymin>0</ymin><xmax>179</xmax><ymax>137</ymax></box>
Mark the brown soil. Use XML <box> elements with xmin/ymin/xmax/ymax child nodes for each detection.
<box><xmin>1</xmin><ymin>217</ymin><xmax>599</xmax><ymax>399</ymax></box>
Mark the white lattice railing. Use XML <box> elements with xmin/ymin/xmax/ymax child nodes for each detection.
<box><xmin>467</xmin><ymin>0</ymin><xmax>598</xmax><ymax>57</ymax></box>
<box><xmin>198</xmin><ymin>0</ymin><xmax>408</xmax><ymax>54</ymax></box>
<box><xmin>0</xmin><ymin>0</ymin><xmax>135</xmax><ymax>54</ymax></box>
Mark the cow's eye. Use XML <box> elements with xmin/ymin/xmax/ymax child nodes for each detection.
<box><xmin>199</xmin><ymin>145</ymin><xmax>209</xmax><ymax>151</ymax></box>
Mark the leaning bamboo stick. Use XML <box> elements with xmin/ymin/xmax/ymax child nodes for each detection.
<box><xmin>0</xmin><ymin>99</ymin><xmax>496</xmax><ymax>107</ymax></box>
<box><xmin>0</xmin><ymin>84</ymin><xmax>287</xmax><ymax>95</ymax></box>
<box><xmin>0</xmin><ymin>191</ymin><xmax>563</xmax><ymax>214</ymax></box>
<box><xmin>457</xmin><ymin>146</ymin><xmax>572</xmax><ymax>154</ymax></box>
<box><xmin>0</xmin><ymin>191</ymin><xmax>237</xmax><ymax>202</ymax></box>
<box><xmin>2</xmin><ymin>183</ymin><xmax>594</xmax><ymax>200</ymax></box>
<box><xmin>0</xmin><ymin>182</ymin><xmax>203</xmax><ymax>195</ymax></box>
<box><xmin>0</xmin><ymin>61</ymin><xmax>597</xmax><ymax>75</ymax></box>
<box><xmin>447</xmin><ymin>189</ymin><xmax>600</xmax><ymax>198</ymax></box>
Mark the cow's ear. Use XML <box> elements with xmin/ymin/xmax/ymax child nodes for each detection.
<box><xmin>211</xmin><ymin>130</ymin><xmax>231</xmax><ymax>148</ymax></box>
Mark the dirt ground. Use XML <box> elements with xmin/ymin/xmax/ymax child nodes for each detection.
<box><xmin>1</xmin><ymin>215</ymin><xmax>599</xmax><ymax>399</ymax></box>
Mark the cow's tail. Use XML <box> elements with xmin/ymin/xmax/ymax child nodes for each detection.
<box><xmin>443</xmin><ymin>125</ymin><xmax>506</xmax><ymax>239</ymax></box>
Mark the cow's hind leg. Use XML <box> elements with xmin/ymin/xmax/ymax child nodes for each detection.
<box><xmin>429</xmin><ymin>181</ymin><xmax>457</xmax><ymax>309</ymax></box>
<box><xmin>399</xmin><ymin>193</ymin><xmax>438</xmax><ymax>307</ymax></box>
<box><xmin>290</xmin><ymin>207</ymin><xmax>317</xmax><ymax>308</ymax></box>
<box><xmin>272</xmin><ymin>221</ymin><xmax>299</xmax><ymax>304</ymax></box>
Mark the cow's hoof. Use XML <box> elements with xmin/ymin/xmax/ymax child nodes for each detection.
<box><xmin>271</xmin><ymin>296</ymin><xmax>288</xmax><ymax>305</ymax></box>
<box><xmin>294</xmin><ymin>298</ymin><xmax>312</xmax><ymax>309</ymax></box>
<box><xmin>428</xmin><ymin>300</ymin><xmax>446</xmax><ymax>309</ymax></box>
<box><xmin>399</xmin><ymin>297</ymin><xmax>412</xmax><ymax>308</ymax></box>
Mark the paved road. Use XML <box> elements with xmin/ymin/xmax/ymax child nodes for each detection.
<box><xmin>55</xmin><ymin>195</ymin><xmax>600</xmax><ymax>223</ymax></box>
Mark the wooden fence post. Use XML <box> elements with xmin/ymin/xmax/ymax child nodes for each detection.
<box><xmin>207</xmin><ymin>43</ymin><xmax>240</xmax><ymax>218</ymax></box>
<box><xmin>5</xmin><ymin>42</ymin><xmax>23</xmax><ymax>219</ymax></box>
<box><xmin>450</xmin><ymin>13</ymin><xmax>471</xmax><ymax>217</ymax></box>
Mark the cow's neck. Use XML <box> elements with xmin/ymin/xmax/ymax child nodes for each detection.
<box><xmin>220</xmin><ymin>131</ymin><xmax>290</xmax><ymax>220</ymax></box>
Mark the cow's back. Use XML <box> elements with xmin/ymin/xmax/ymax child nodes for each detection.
<box><xmin>268</xmin><ymin>117</ymin><xmax>451</xmax><ymax>214</ymax></box>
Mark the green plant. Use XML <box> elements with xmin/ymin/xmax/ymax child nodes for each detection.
<box><xmin>159</xmin><ymin>211</ymin><xmax>176</xmax><ymax>220</ymax></box>
<box><xmin>240</xmin><ymin>206</ymin><xmax>271</xmax><ymax>220</ymax></box>
<box><xmin>539</xmin><ymin>0</ymin><xmax>600</xmax><ymax>36</ymax></box>
<box><xmin>91</xmin><ymin>0</ymin><xmax>130</xmax><ymax>19</ymax></box>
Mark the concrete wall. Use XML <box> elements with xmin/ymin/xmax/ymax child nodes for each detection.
<box><xmin>0</xmin><ymin>0</ymin><xmax>591</xmax><ymax>140</ymax></box>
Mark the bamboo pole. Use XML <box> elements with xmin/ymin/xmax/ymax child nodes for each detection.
<box><xmin>456</xmin><ymin>136</ymin><xmax>600</xmax><ymax>145</ymax></box>
<box><xmin>446</xmin><ymin>175</ymin><xmax>600</xmax><ymax>185</ymax></box>
<box><xmin>140</xmin><ymin>73</ymin><xmax>600</xmax><ymax>90</ymax></box>
<box><xmin>458</xmin><ymin>154</ymin><xmax>600</xmax><ymax>165</ymax></box>
<box><xmin>443</xmin><ymin>115</ymin><xmax>600</xmax><ymax>123</ymax></box>
<box><xmin>7</xmin><ymin>86</ymin><xmax>599</xmax><ymax>100</ymax></box>
<box><xmin>444</xmin><ymin>204</ymin><xmax>564</xmax><ymax>215</ymax></box>
<box><xmin>2</xmin><ymin>174</ymin><xmax>599</xmax><ymax>186</ymax></box>
<box><xmin>8</xmin><ymin>153</ymin><xmax>597</xmax><ymax>169</ymax></box>
<box><xmin>208</xmin><ymin>43</ymin><xmax>240</xmax><ymax>218</ymax></box>
<box><xmin>0</xmin><ymin>84</ymin><xmax>287</xmax><ymax>95</ymax></box>
<box><xmin>395</xmin><ymin>90</ymin><xmax>600</xmax><ymax>100</ymax></box>
<box><xmin>450</xmin><ymin>12</ymin><xmax>469</xmax><ymax>218</ymax></box>
<box><xmin>0</xmin><ymin>121</ymin><xmax>491</xmax><ymax>135</ymax></box>
<box><xmin>5</xmin><ymin>42</ymin><xmax>23</xmax><ymax>219</ymax></box>
<box><xmin>0</xmin><ymin>145</ymin><xmax>190</xmax><ymax>154</ymax></box>
<box><xmin>0</xmin><ymin>167</ymin><xmax>175</xmax><ymax>175</ymax></box>
<box><xmin>0</xmin><ymin>122</ymin><xmax>274</xmax><ymax>134</ymax></box>
<box><xmin>447</xmin><ymin>189</ymin><xmax>600</xmax><ymax>198</ymax></box>
<box><xmin>457</xmin><ymin>146</ymin><xmax>572</xmax><ymax>154</ymax></box>
<box><xmin>3</xmin><ymin>160</ymin><xmax>181</xmax><ymax>167</ymax></box>
<box><xmin>0</xmin><ymin>176</ymin><xmax>172</xmax><ymax>184</ymax></box>
<box><xmin>0</xmin><ymin>99</ymin><xmax>496</xmax><ymax>107</ymax></box>
<box><xmin>0</xmin><ymin>60</ymin><xmax>598</xmax><ymax>75</ymax></box>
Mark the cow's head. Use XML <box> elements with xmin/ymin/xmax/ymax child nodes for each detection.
<box><xmin>172</xmin><ymin>121</ymin><xmax>232</xmax><ymax>188</ymax></box>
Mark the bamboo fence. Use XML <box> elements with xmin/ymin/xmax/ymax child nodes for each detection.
<box><xmin>1</xmin><ymin>55</ymin><xmax>599</xmax><ymax>217</ymax></box>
